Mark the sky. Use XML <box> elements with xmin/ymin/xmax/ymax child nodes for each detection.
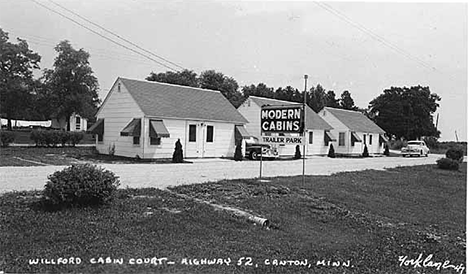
<box><xmin>1</xmin><ymin>0</ymin><xmax>466</xmax><ymax>141</ymax></box>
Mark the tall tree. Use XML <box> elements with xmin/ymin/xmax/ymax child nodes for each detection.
<box><xmin>308</xmin><ymin>84</ymin><xmax>327</xmax><ymax>112</ymax></box>
<box><xmin>340</xmin><ymin>90</ymin><xmax>358</xmax><ymax>110</ymax></box>
<box><xmin>368</xmin><ymin>86</ymin><xmax>441</xmax><ymax>140</ymax></box>
<box><xmin>0</xmin><ymin>28</ymin><xmax>41</xmax><ymax>129</ymax></box>
<box><xmin>41</xmin><ymin>40</ymin><xmax>99</xmax><ymax>130</ymax></box>
<box><xmin>325</xmin><ymin>90</ymin><xmax>340</xmax><ymax>108</ymax></box>
<box><xmin>199</xmin><ymin>70</ymin><xmax>243</xmax><ymax>107</ymax></box>
<box><xmin>146</xmin><ymin>69</ymin><xmax>198</xmax><ymax>87</ymax></box>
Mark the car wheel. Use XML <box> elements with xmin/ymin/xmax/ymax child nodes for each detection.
<box><xmin>250</xmin><ymin>151</ymin><xmax>258</xmax><ymax>160</ymax></box>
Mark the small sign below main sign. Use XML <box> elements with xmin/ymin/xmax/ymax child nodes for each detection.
<box><xmin>261</xmin><ymin>105</ymin><xmax>303</xmax><ymax>133</ymax></box>
<box><xmin>261</xmin><ymin>135</ymin><xmax>304</xmax><ymax>145</ymax></box>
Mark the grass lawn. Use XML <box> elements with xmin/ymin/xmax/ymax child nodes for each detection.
<box><xmin>0</xmin><ymin>164</ymin><xmax>465</xmax><ymax>273</ymax></box>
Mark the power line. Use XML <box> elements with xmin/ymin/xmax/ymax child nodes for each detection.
<box><xmin>29</xmin><ymin>0</ymin><xmax>179</xmax><ymax>72</ymax></box>
<box><xmin>47</xmin><ymin>0</ymin><xmax>186</xmax><ymax>71</ymax></box>
<box><xmin>314</xmin><ymin>2</ymin><xmax>439</xmax><ymax>72</ymax></box>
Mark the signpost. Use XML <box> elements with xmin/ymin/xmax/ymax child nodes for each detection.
<box><xmin>259</xmin><ymin>102</ymin><xmax>305</xmax><ymax>179</ymax></box>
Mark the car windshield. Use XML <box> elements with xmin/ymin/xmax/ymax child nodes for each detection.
<box><xmin>407</xmin><ymin>141</ymin><xmax>422</xmax><ymax>145</ymax></box>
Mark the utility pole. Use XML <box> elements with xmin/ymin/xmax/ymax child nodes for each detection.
<box><xmin>302</xmin><ymin>75</ymin><xmax>308</xmax><ymax>186</ymax></box>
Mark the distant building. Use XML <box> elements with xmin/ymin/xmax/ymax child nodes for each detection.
<box><xmin>51</xmin><ymin>113</ymin><xmax>88</xmax><ymax>131</ymax></box>
<box><xmin>88</xmin><ymin>77</ymin><xmax>249</xmax><ymax>159</ymax></box>
<box><xmin>318</xmin><ymin>107</ymin><xmax>387</xmax><ymax>155</ymax></box>
<box><xmin>238</xmin><ymin>96</ymin><xmax>334</xmax><ymax>156</ymax></box>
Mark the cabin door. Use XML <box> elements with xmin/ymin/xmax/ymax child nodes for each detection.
<box><xmin>186</xmin><ymin>123</ymin><xmax>205</xmax><ymax>158</ymax></box>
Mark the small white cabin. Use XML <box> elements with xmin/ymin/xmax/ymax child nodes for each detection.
<box><xmin>238</xmin><ymin>96</ymin><xmax>334</xmax><ymax>156</ymax></box>
<box><xmin>88</xmin><ymin>78</ymin><xmax>249</xmax><ymax>159</ymax></box>
<box><xmin>318</xmin><ymin>107</ymin><xmax>388</xmax><ymax>156</ymax></box>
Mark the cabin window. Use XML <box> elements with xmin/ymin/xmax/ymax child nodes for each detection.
<box><xmin>189</xmin><ymin>124</ymin><xmax>196</xmax><ymax>142</ymax></box>
<box><xmin>206</xmin><ymin>125</ymin><xmax>214</xmax><ymax>142</ymax></box>
<box><xmin>133</xmin><ymin>136</ymin><xmax>140</xmax><ymax>145</ymax></box>
<box><xmin>98</xmin><ymin>134</ymin><xmax>103</xmax><ymax>142</ymax></box>
<box><xmin>369</xmin><ymin>135</ymin><xmax>373</xmax><ymax>145</ymax></box>
<box><xmin>339</xmin><ymin>132</ymin><xmax>345</xmax><ymax>146</ymax></box>
<box><xmin>309</xmin><ymin>132</ymin><xmax>313</xmax><ymax>144</ymax></box>
<box><xmin>117</xmin><ymin>83</ymin><xmax>121</xmax><ymax>92</ymax></box>
<box><xmin>150</xmin><ymin>137</ymin><xmax>161</xmax><ymax>146</ymax></box>
<box><xmin>75</xmin><ymin>116</ymin><xmax>81</xmax><ymax>130</ymax></box>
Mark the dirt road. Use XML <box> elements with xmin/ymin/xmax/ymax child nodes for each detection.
<box><xmin>0</xmin><ymin>153</ymin><xmax>446</xmax><ymax>194</ymax></box>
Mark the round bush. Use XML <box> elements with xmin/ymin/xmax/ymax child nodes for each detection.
<box><xmin>0</xmin><ymin>130</ymin><xmax>15</xmax><ymax>147</ymax></box>
<box><xmin>43</xmin><ymin>164</ymin><xmax>120</xmax><ymax>207</ymax></box>
<box><xmin>446</xmin><ymin>147</ymin><xmax>464</xmax><ymax>163</ymax></box>
<box><xmin>436</xmin><ymin>158</ymin><xmax>460</xmax><ymax>171</ymax></box>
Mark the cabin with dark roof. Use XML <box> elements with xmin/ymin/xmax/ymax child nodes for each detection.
<box><xmin>319</xmin><ymin>107</ymin><xmax>387</xmax><ymax>156</ymax></box>
<box><xmin>88</xmin><ymin>78</ymin><xmax>249</xmax><ymax>159</ymax></box>
<box><xmin>238</xmin><ymin>96</ymin><xmax>334</xmax><ymax>156</ymax></box>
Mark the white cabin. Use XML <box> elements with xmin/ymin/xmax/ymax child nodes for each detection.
<box><xmin>238</xmin><ymin>96</ymin><xmax>334</xmax><ymax>156</ymax></box>
<box><xmin>318</xmin><ymin>107</ymin><xmax>387</xmax><ymax>156</ymax></box>
<box><xmin>88</xmin><ymin>78</ymin><xmax>249</xmax><ymax>159</ymax></box>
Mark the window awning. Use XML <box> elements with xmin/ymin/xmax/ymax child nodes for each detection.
<box><xmin>324</xmin><ymin>131</ymin><xmax>336</xmax><ymax>142</ymax></box>
<box><xmin>351</xmin><ymin>132</ymin><xmax>362</xmax><ymax>142</ymax></box>
<box><xmin>379</xmin><ymin>134</ymin><xmax>389</xmax><ymax>144</ymax></box>
<box><xmin>87</xmin><ymin>118</ymin><xmax>104</xmax><ymax>135</ymax></box>
<box><xmin>120</xmin><ymin>118</ymin><xmax>141</xmax><ymax>136</ymax></box>
<box><xmin>235</xmin><ymin>125</ymin><xmax>251</xmax><ymax>139</ymax></box>
<box><xmin>149</xmin><ymin>120</ymin><xmax>170</xmax><ymax>138</ymax></box>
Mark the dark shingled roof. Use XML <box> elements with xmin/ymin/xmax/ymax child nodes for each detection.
<box><xmin>323</xmin><ymin>107</ymin><xmax>385</xmax><ymax>134</ymax></box>
<box><xmin>120</xmin><ymin>78</ymin><xmax>248</xmax><ymax>124</ymax></box>
<box><xmin>248</xmin><ymin>96</ymin><xmax>333</xmax><ymax>130</ymax></box>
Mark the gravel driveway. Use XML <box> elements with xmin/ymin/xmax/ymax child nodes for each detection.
<box><xmin>0</xmin><ymin>153</ymin><xmax>447</xmax><ymax>194</ymax></box>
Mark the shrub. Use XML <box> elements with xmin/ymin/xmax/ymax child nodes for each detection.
<box><xmin>43</xmin><ymin>164</ymin><xmax>120</xmax><ymax>207</ymax></box>
<box><xmin>30</xmin><ymin>130</ymin><xmax>45</xmax><ymax>146</ymax></box>
<box><xmin>68</xmin><ymin>131</ymin><xmax>84</xmax><ymax>146</ymax></box>
<box><xmin>234</xmin><ymin>141</ymin><xmax>243</xmax><ymax>161</ymax></box>
<box><xmin>436</xmin><ymin>158</ymin><xmax>460</xmax><ymax>170</ymax></box>
<box><xmin>362</xmin><ymin>145</ymin><xmax>369</xmax><ymax>157</ymax></box>
<box><xmin>423</xmin><ymin>136</ymin><xmax>439</xmax><ymax>149</ymax></box>
<box><xmin>328</xmin><ymin>144</ymin><xmax>335</xmax><ymax>158</ymax></box>
<box><xmin>60</xmin><ymin>131</ymin><xmax>70</xmax><ymax>147</ymax></box>
<box><xmin>294</xmin><ymin>145</ymin><xmax>301</xmax><ymax>159</ymax></box>
<box><xmin>0</xmin><ymin>130</ymin><xmax>15</xmax><ymax>147</ymax></box>
<box><xmin>446</xmin><ymin>147</ymin><xmax>464</xmax><ymax>163</ymax></box>
<box><xmin>389</xmin><ymin>139</ymin><xmax>407</xmax><ymax>150</ymax></box>
<box><xmin>172</xmin><ymin>139</ymin><xmax>184</xmax><ymax>163</ymax></box>
<box><xmin>383</xmin><ymin>144</ymin><xmax>390</xmax><ymax>156</ymax></box>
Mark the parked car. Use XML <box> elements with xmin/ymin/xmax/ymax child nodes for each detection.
<box><xmin>245</xmin><ymin>137</ymin><xmax>279</xmax><ymax>160</ymax></box>
<box><xmin>401</xmin><ymin>140</ymin><xmax>430</xmax><ymax>157</ymax></box>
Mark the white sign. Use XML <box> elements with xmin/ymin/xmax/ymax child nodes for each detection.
<box><xmin>261</xmin><ymin>136</ymin><xmax>304</xmax><ymax>145</ymax></box>
<box><xmin>260</xmin><ymin>106</ymin><xmax>303</xmax><ymax>133</ymax></box>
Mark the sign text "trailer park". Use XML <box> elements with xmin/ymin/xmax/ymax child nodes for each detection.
<box><xmin>261</xmin><ymin>106</ymin><xmax>302</xmax><ymax>133</ymax></box>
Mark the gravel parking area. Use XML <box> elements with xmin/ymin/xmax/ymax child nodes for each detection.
<box><xmin>0</xmin><ymin>153</ymin><xmax>447</xmax><ymax>194</ymax></box>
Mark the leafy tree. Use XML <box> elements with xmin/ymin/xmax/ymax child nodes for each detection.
<box><xmin>340</xmin><ymin>90</ymin><xmax>358</xmax><ymax>110</ymax></box>
<box><xmin>199</xmin><ymin>70</ymin><xmax>243</xmax><ymax>107</ymax></box>
<box><xmin>368</xmin><ymin>86</ymin><xmax>441</xmax><ymax>140</ymax></box>
<box><xmin>0</xmin><ymin>28</ymin><xmax>41</xmax><ymax>129</ymax></box>
<box><xmin>325</xmin><ymin>90</ymin><xmax>340</xmax><ymax>108</ymax></box>
<box><xmin>308</xmin><ymin>84</ymin><xmax>327</xmax><ymax>112</ymax></box>
<box><xmin>146</xmin><ymin>69</ymin><xmax>198</xmax><ymax>87</ymax></box>
<box><xmin>241</xmin><ymin>83</ymin><xmax>274</xmax><ymax>99</ymax></box>
<box><xmin>41</xmin><ymin>41</ymin><xmax>99</xmax><ymax>130</ymax></box>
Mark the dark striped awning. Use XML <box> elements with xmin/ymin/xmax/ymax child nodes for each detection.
<box><xmin>120</xmin><ymin>118</ymin><xmax>141</xmax><ymax>136</ymax></box>
<box><xmin>324</xmin><ymin>131</ymin><xmax>336</xmax><ymax>142</ymax></box>
<box><xmin>379</xmin><ymin>134</ymin><xmax>389</xmax><ymax>144</ymax></box>
<box><xmin>235</xmin><ymin>125</ymin><xmax>251</xmax><ymax>139</ymax></box>
<box><xmin>88</xmin><ymin>118</ymin><xmax>104</xmax><ymax>135</ymax></box>
<box><xmin>351</xmin><ymin>132</ymin><xmax>362</xmax><ymax>142</ymax></box>
<box><xmin>149</xmin><ymin>120</ymin><xmax>170</xmax><ymax>138</ymax></box>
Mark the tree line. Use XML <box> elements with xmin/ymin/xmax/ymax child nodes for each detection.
<box><xmin>1</xmin><ymin>28</ymin><xmax>440</xmax><ymax>140</ymax></box>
